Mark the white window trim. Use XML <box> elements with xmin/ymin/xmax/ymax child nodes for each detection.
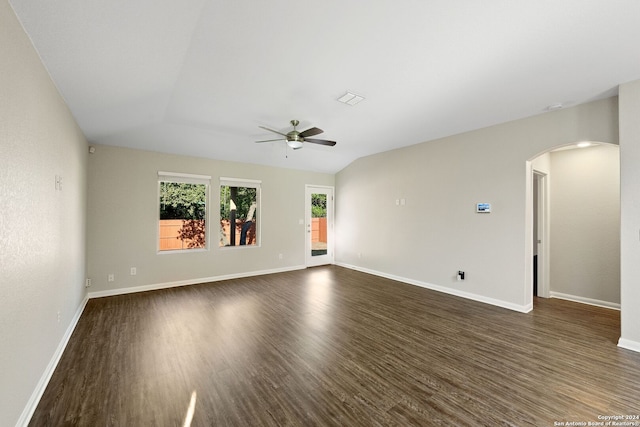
<box><xmin>158</xmin><ymin>171</ymin><xmax>211</xmax><ymax>185</ymax></box>
<box><xmin>219</xmin><ymin>177</ymin><xmax>261</xmax><ymax>187</ymax></box>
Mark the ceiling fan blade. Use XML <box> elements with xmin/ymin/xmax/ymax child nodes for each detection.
<box><xmin>255</xmin><ymin>138</ymin><xmax>285</xmax><ymax>143</ymax></box>
<box><xmin>299</xmin><ymin>127</ymin><xmax>323</xmax><ymax>138</ymax></box>
<box><xmin>304</xmin><ymin>138</ymin><xmax>337</xmax><ymax>147</ymax></box>
<box><xmin>258</xmin><ymin>125</ymin><xmax>288</xmax><ymax>137</ymax></box>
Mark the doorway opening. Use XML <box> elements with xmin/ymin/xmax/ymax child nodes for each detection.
<box><xmin>532</xmin><ymin>170</ymin><xmax>549</xmax><ymax>298</ymax></box>
<box><xmin>527</xmin><ymin>142</ymin><xmax>620</xmax><ymax>310</ymax></box>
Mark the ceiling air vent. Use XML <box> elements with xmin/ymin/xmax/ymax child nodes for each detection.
<box><xmin>337</xmin><ymin>91</ymin><xmax>365</xmax><ymax>106</ymax></box>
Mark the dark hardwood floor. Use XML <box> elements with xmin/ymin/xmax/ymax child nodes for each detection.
<box><xmin>30</xmin><ymin>266</ymin><xmax>640</xmax><ymax>426</ymax></box>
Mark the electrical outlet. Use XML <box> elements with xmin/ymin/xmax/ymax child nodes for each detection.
<box><xmin>85</xmin><ymin>278</ymin><xmax>92</xmax><ymax>288</ymax></box>
<box><xmin>108</xmin><ymin>274</ymin><xmax>114</xmax><ymax>282</ymax></box>
<box><xmin>57</xmin><ymin>311</ymin><xmax>61</xmax><ymax>323</ymax></box>
<box><xmin>130</xmin><ymin>267</ymin><xmax>137</xmax><ymax>276</ymax></box>
<box><xmin>278</xmin><ymin>254</ymin><xmax>283</xmax><ymax>260</ymax></box>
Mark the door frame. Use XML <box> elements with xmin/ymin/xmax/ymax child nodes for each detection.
<box><xmin>305</xmin><ymin>185</ymin><xmax>334</xmax><ymax>267</ymax></box>
<box><xmin>533</xmin><ymin>170</ymin><xmax>550</xmax><ymax>298</ymax></box>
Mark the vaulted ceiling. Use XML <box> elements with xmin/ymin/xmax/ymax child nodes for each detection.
<box><xmin>10</xmin><ymin>1</ymin><xmax>640</xmax><ymax>173</ymax></box>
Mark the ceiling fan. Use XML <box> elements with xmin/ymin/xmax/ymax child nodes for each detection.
<box><xmin>256</xmin><ymin>119</ymin><xmax>337</xmax><ymax>150</ymax></box>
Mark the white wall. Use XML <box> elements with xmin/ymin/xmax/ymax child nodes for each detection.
<box><xmin>336</xmin><ymin>97</ymin><xmax>618</xmax><ymax>312</ymax></box>
<box><xmin>86</xmin><ymin>145</ymin><xmax>334</xmax><ymax>294</ymax></box>
<box><xmin>549</xmin><ymin>145</ymin><xmax>620</xmax><ymax>305</ymax></box>
<box><xmin>619</xmin><ymin>79</ymin><xmax>640</xmax><ymax>351</ymax></box>
<box><xmin>0</xmin><ymin>2</ymin><xmax>88</xmax><ymax>425</ymax></box>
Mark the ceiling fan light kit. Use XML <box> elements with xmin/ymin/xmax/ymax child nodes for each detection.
<box><xmin>287</xmin><ymin>140</ymin><xmax>303</xmax><ymax>149</ymax></box>
<box><xmin>256</xmin><ymin>119</ymin><xmax>337</xmax><ymax>150</ymax></box>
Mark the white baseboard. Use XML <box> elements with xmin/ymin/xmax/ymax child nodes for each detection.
<box><xmin>549</xmin><ymin>291</ymin><xmax>620</xmax><ymax>310</ymax></box>
<box><xmin>618</xmin><ymin>338</ymin><xmax>640</xmax><ymax>353</ymax></box>
<box><xmin>16</xmin><ymin>296</ymin><xmax>89</xmax><ymax>427</ymax></box>
<box><xmin>88</xmin><ymin>265</ymin><xmax>307</xmax><ymax>299</ymax></box>
<box><xmin>335</xmin><ymin>262</ymin><xmax>532</xmax><ymax>313</ymax></box>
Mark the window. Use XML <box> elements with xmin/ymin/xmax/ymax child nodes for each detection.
<box><xmin>219</xmin><ymin>178</ymin><xmax>261</xmax><ymax>247</ymax></box>
<box><xmin>158</xmin><ymin>172</ymin><xmax>210</xmax><ymax>252</ymax></box>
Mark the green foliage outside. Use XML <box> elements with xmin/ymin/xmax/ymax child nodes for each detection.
<box><xmin>159</xmin><ymin>182</ymin><xmax>207</xmax><ymax>220</ymax></box>
<box><xmin>159</xmin><ymin>182</ymin><xmax>207</xmax><ymax>249</ymax></box>
<box><xmin>311</xmin><ymin>193</ymin><xmax>327</xmax><ymax>218</ymax></box>
<box><xmin>220</xmin><ymin>186</ymin><xmax>257</xmax><ymax>220</ymax></box>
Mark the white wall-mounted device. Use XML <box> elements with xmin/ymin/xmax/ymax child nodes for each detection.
<box><xmin>476</xmin><ymin>203</ymin><xmax>491</xmax><ymax>213</ymax></box>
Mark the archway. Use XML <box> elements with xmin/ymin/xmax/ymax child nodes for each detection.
<box><xmin>526</xmin><ymin>141</ymin><xmax>620</xmax><ymax>310</ymax></box>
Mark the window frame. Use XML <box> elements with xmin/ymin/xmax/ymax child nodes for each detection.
<box><xmin>157</xmin><ymin>171</ymin><xmax>211</xmax><ymax>254</ymax></box>
<box><xmin>219</xmin><ymin>177</ymin><xmax>262</xmax><ymax>249</ymax></box>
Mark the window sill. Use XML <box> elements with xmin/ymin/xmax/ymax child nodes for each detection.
<box><xmin>157</xmin><ymin>248</ymin><xmax>209</xmax><ymax>255</ymax></box>
<box><xmin>218</xmin><ymin>244</ymin><xmax>261</xmax><ymax>250</ymax></box>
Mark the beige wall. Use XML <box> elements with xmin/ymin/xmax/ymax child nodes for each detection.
<box><xmin>86</xmin><ymin>145</ymin><xmax>334</xmax><ymax>294</ymax></box>
<box><xmin>4</xmin><ymin>0</ymin><xmax>640</xmax><ymax>420</ymax></box>
<box><xmin>620</xmin><ymin>79</ymin><xmax>640</xmax><ymax>350</ymax></box>
<box><xmin>0</xmin><ymin>2</ymin><xmax>88</xmax><ymax>425</ymax></box>
<box><xmin>549</xmin><ymin>145</ymin><xmax>620</xmax><ymax>305</ymax></box>
<box><xmin>336</xmin><ymin>97</ymin><xmax>618</xmax><ymax>312</ymax></box>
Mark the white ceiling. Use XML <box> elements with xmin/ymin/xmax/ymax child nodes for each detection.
<box><xmin>10</xmin><ymin>0</ymin><xmax>640</xmax><ymax>174</ymax></box>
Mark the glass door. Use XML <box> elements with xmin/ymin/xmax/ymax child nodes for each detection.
<box><xmin>305</xmin><ymin>185</ymin><xmax>334</xmax><ymax>267</ymax></box>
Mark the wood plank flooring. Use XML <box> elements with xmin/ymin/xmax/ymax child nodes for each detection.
<box><xmin>30</xmin><ymin>266</ymin><xmax>640</xmax><ymax>426</ymax></box>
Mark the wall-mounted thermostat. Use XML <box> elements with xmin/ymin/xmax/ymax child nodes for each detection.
<box><xmin>476</xmin><ymin>203</ymin><xmax>491</xmax><ymax>213</ymax></box>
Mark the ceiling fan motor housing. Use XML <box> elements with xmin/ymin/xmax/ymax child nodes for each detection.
<box><xmin>287</xmin><ymin>120</ymin><xmax>301</xmax><ymax>143</ymax></box>
<box><xmin>287</xmin><ymin>131</ymin><xmax>302</xmax><ymax>142</ymax></box>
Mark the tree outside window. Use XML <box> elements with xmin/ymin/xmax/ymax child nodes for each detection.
<box><xmin>220</xmin><ymin>181</ymin><xmax>259</xmax><ymax>247</ymax></box>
